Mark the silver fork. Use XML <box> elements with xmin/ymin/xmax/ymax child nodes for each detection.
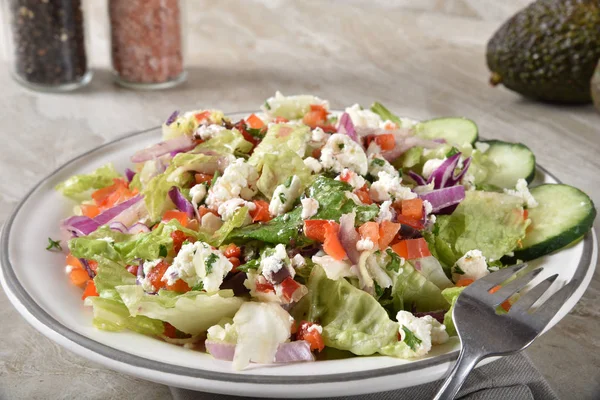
<box><xmin>433</xmin><ymin>263</ymin><xmax>573</xmax><ymax>400</ymax></box>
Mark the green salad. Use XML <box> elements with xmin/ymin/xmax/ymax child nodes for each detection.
<box><xmin>54</xmin><ymin>92</ymin><xmax>596</xmax><ymax>370</ymax></box>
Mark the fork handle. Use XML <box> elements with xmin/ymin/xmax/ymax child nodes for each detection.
<box><xmin>433</xmin><ymin>347</ymin><xmax>482</xmax><ymax>400</ymax></box>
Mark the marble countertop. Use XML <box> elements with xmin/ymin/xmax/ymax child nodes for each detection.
<box><xmin>1</xmin><ymin>1</ymin><xmax>599</xmax><ymax>399</ymax></box>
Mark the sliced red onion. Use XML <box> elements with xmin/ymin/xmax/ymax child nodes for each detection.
<box><xmin>61</xmin><ymin>216</ymin><xmax>101</xmax><ymax>237</ymax></box>
<box><xmin>220</xmin><ymin>272</ymin><xmax>250</xmax><ymax>296</ymax></box>
<box><xmin>432</xmin><ymin>138</ymin><xmax>447</xmax><ymax>144</ymax></box>
<box><xmin>274</xmin><ymin>341</ymin><xmax>315</xmax><ymax>363</ymax></box>
<box><xmin>268</xmin><ymin>266</ymin><xmax>291</xmax><ymax>285</ymax></box>
<box><xmin>168</xmin><ymin>187</ymin><xmax>195</xmax><ymax>219</ymax></box>
<box><xmin>131</xmin><ymin>135</ymin><xmax>194</xmax><ymax>163</ymax></box>
<box><xmin>337</xmin><ymin>113</ymin><xmax>358</xmax><ymax>142</ymax></box>
<box><xmin>125</xmin><ymin>168</ymin><xmax>136</xmax><ymax>182</ymax></box>
<box><xmin>206</xmin><ymin>340</ymin><xmax>315</xmax><ymax>364</ymax></box>
<box><xmin>79</xmin><ymin>258</ymin><xmax>95</xmax><ymax>279</ymax></box>
<box><xmin>414</xmin><ymin>310</ymin><xmax>446</xmax><ymax>324</ymax></box>
<box><xmin>94</xmin><ymin>195</ymin><xmax>143</xmax><ymax>225</ymax></box>
<box><xmin>427</xmin><ymin>153</ymin><xmax>460</xmax><ymax>189</ymax></box>
<box><xmin>408</xmin><ymin>170</ymin><xmax>427</xmax><ymax>186</ymax></box>
<box><xmin>109</xmin><ymin>221</ymin><xmax>128</xmax><ymax>233</ymax></box>
<box><xmin>447</xmin><ymin>156</ymin><xmax>471</xmax><ymax>186</ymax></box>
<box><xmin>418</xmin><ymin>185</ymin><xmax>465</xmax><ymax>213</ymax></box>
<box><xmin>338</xmin><ymin>212</ymin><xmax>360</xmax><ymax>264</ymax></box>
<box><xmin>128</xmin><ymin>223</ymin><xmax>150</xmax><ymax>234</ymax></box>
<box><xmin>165</xmin><ymin>110</ymin><xmax>180</xmax><ymax>126</ymax></box>
<box><xmin>205</xmin><ymin>341</ymin><xmax>236</xmax><ymax>361</ymax></box>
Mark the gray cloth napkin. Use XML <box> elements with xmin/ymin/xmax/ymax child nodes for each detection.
<box><xmin>169</xmin><ymin>352</ymin><xmax>558</xmax><ymax>400</ymax></box>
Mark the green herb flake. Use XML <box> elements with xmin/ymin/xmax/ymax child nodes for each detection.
<box><xmin>453</xmin><ymin>265</ymin><xmax>465</xmax><ymax>275</ymax></box>
<box><xmin>279</xmin><ymin>193</ymin><xmax>287</xmax><ymax>204</ymax></box>
<box><xmin>182</xmin><ymin>240</ymin><xmax>191</xmax><ymax>247</ymax></box>
<box><xmin>338</xmin><ymin>143</ymin><xmax>345</xmax><ymax>151</ymax></box>
<box><xmin>283</xmin><ymin>176</ymin><xmax>294</xmax><ymax>188</ymax></box>
<box><xmin>446</xmin><ymin>147</ymin><xmax>460</xmax><ymax>158</ymax></box>
<box><xmin>210</xmin><ymin>170</ymin><xmax>220</xmax><ymax>189</ymax></box>
<box><xmin>371</xmin><ymin>158</ymin><xmax>385</xmax><ymax>167</ymax></box>
<box><xmin>386</xmin><ymin>249</ymin><xmax>402</xmax><ymax>272</ymax></box>
<box><xmin>264</xmin><ymin>101</ymin><xmax>271</xmax><ymax>110</ymax></box>
<box><xmin>401</xmin><ymin>326</ymin><xmax>422</xmax><ymax>351</ymax></box>
<box><xmin>46</xmin><ymin>237</ymin><xmax>63</xmax><ymax>251</ymax></box>
<box><xmin>237</xmin><ymin>258</ymin><xmax>260</xmax><ymax>273</ymax></box>
<box><xmin>247</xmin><ymin>127</ymin><xmax>264</xmax><ymax>138</ymax></box>
<box><xmin>159</xmin><ymin>244</ymin><xmax>168</xmax><ymax>258</ymax></box>
<box><xmin>191</xmin><ymin>282</ymin><xmax>204</xmax><ymax>291</ymax></box>
<box><xmin>205</xmin><ymin>253</ymin><xmax>219</xmax><ymax>274</ymax></box>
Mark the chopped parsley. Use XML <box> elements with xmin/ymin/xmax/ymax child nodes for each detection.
<box><xmin>446</xmin><ymin>147</ymin><xmax>460</xmax><ymax>158</ymax></box>
<box><xmin>205</xmin><ymin>253</ymin><xmax>219</xmax><ymax>274</ymax></box>
<box><xmin>247</xmin><ymin>127</ymin><xmax>264</xmax><ymax>138</ymax></box>
<box><xmin>46</xmin><ymin>237</ymin><xmax>62</xmax><ymax>251</ymax></box>
<box><xmin>159</xmin><ymin>244</ymin><xmax>168</xmax><ymax>258</ymax></box>
<box><xmin>182</xmin><ymin>239</ymin><xmax>191</xmax><ymax>247</ymax></box>
<box><xmin>385</xmin><ymin>249</ymin><xmax>403</xmax><ymax>272</ymax></box>
<box><xmin>237</xmin><ymin>259</ymin><xmax>260</xmax><ymax>273</ymax></box>
<box><xmin>338</xmin><ymin>143</ymin><xmax>345</xmax><ymax>150</ymax></box>
<box><xmin>374</xmin><ymin>282</ymin><xmax>384</xmax><ymax>298</ymax></box>
<box><xmin>401</xmin><ymin>326</ymin><xmax>422</xmax><ymax>351</ymax></box>
<box><xmin>283</xmin><ymin>176</ymin><xmax>294</xmax><ymax>188</ymax></box>
<box><xmin>278</xmin><ymin>193</ymin><xmax>287</xmax><ymax>204</ymax></box>
<box><xmin>371</xmin><ymin>158</ymin><xmax>385</xmax><ymax>167</ymax></box>
<box><xmin>264</xmin><ymin>101</ymin><xmax>271</xmax><ymax>110</ymax></box>
<box><xmin>210</xmin><ymin>170</ymin><xmax>220</xmax><ymax>189</ymax></box>
<box><xmin>191</xmin><ymin>282</ymin><xmax>204</xmax><ymax>291</ymax></box>
<box><xmin>453</xmin><ymin>265</ymin><xmax>465</xmax><ymax>275</ymax></box>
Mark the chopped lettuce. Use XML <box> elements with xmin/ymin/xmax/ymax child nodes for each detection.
<box><xmin>308</xmin><ymin>176</ymin><xmax>378</xmax><ymax>225</ymax></box>
<box><xmin>55</xmin><ymin>163</ymin><xmax>121</xmax><ymax>200</ymax></box>
<box><xmin>85</xmin><ymin>296</ymin><xmax>164</xmax><ymax>336</ymax></box>
<box><xmin>256</xmin><ymin>149</ymin><xmax>312</xmax><ymax>199</ymax></box>
<box><xmin>441</xmin><ymin>286</ymin><xmax>465</xmax><ymax>336</ymax></box>
<box><xmin>227</xmin><ymin>207</ymin><xmax>305</xmax><ymax>245</ymax></box>
<box><xmin>390</xmin><ymin>260</ymin><xmax>450</xmax><ymax>313</ymax></box>
<box><xmin>194</xmin><ymin>129</ymin><xmax>252</xmax><ymax>155</ymax></box>
<box><xmin>92</xmin><ymin>256</ymin><xmax>137</xmax><ymax>302</ymax></box>
<box><xmin>248</xmin><ymin>123</ymin><xmax>311</xmax><ymax>167</ymax></box>
<box><xmin>263</xmin><ymin>92</ymin><xmax>327</xmax><ymax>120</ymax></box>
<box><xmin>307</xmin><ymin>265</ymin><xmax>403</xmax><ymax>356</ymax></box>
<box><xmin>432</xmin><ymin>191</ymin><xmax>529</xmax><ymax>262</ymax></box>
<box><xmin>207</xmin><ymin>206</ymin><xmax>250</xmax><ymax>246</ymax></box>
<box><xmin>115</xmin><ymin>285</ymin><xmax>244</xmax><ymax>335</ymax></box>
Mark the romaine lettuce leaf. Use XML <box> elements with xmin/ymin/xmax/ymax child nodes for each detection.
<box><xmin>441</xmin><ymin>286</ymin><xmax>465</xmax><ymax>336</ymax></box>
<box><xmin>194</xmin><ymin>129</ymin><xmax>252</xmax><ymax>155</ymax></box>
<box><xmin>264</xmin><ymin>92</ymin><xmax>327</xmax><ymax>120</ymax></box>
<box><xmin>55</xmin><ymin>163</ymin><xmax>121</xmax><ymax>200</ymax></box>
<box><xmin>256</xmin><ymin>149</ymin><xmax>311</xmax><ymax>199</ymax></box>
<box><xmin>92</xmin><ymin>256</ymin><xmax>137</xmax><ymax>302</ymax></box>
<box><xmin>433</xmin><ymin>191</ymin><xmax>528</xmax><ymax>262</ymax></box>
<box><xmin>227</xmin><ymin>207</ymin><xmax>305</xmax><ymax>245</ymax></box>
<box><xmin>248</xmin><ymin>123</ymin><xmax>311</xmax><ymax>166</ymax></box>
<box><xmin>390</xmin><ymin>260</ymin><xmax>450</xmax><ymax>313</ymax></box>
<box><xmin>307</xmin><ymin>265</ymin><xmax>401</xmax><ymax>356</ymax></box>
<box><xmin>308</xmin><ymin>176</ymin><xmax>378</xmax><ymax>225</ymax></box>
<box><xmin>84</xmin><ymin>296</ymin><xmax>164</xmax><ymax>336</ymax></box>
<box><xmin>115</xmin><ymin>285</ymin><xmax>244</xmax><ymax>335</ymax></box>
<box><xmin>206</xmin><ymin>206</ymin><xmax>250</xmax><ymax>246</ymax></box>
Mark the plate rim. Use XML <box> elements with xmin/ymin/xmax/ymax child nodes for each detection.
<box><xmin>0</xmin><ymin>124</ymin><xmax>596</xmax><ymax>386</ymax></box>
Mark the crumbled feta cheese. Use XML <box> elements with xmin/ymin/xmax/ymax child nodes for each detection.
<box><xmin>163</xmin><ymin>241</ymin><xmax>232</xmax><ymax>292</ymax></box>
<box><xmin>189</xmin><ymin>183</ymin><xmax>207</xmax><ymax>207</ymax></box>
<box><xmin>217</xmin><ymin>198</ymin><xmax>256</xmax><ymax>222</ymax></box>
<box><xmin>370</xmin><ymin>171</ymin><xmax>417</xmax><ymax>202</ymax></box>
<box><xmin>423</xmin><ymin>200</ymin><xmax>433</xmax><ymax>216</ymax></box>
<box><xmin>312</xmin><ymin>255</ymin><xmax>354</xmax><ymax>280</ymax></box>
<box><xmin>345</xmin><ymin>191</ymin><xmax>364</xmax><ymax>205</ymax></box>
<box><xmin>344</xmin><ymin>104</ymin><xmax>383</xmax><ymax>129</ymax></box>
<box><xmin>320</xmin><ymin>133</ymin><xmax>368</xmax><ymax>176</ymax></box>
<box><xmin>260</xmin><ymin>244</ymin><xmax>293</xmax><ymax>283</ymax></box>
<box><xmin>207</xmin><ymin>322</ymin><xmax>236</xmax><ymax>343</ymax></box>
<box><xmin>376</xmin><ymin>200</ymin><xmax>396</xmax><ymax>223</ymax></box>
<box><xmin>475</xmin><ymin>142</ymin><xmax>490</xmax><ymax>153</ymax></box>
<box><xmin>291</xmin><ymin>254</ymin><xmax>306</xmax><ymax>268</ymax></box>
<box><xmin>205</xmin><ymin>159</ymin><xmax>259</xmax><ymax>210</ymax></box>
<box><xmin>335</xmin><ymin>168</ymin><xmax>366</xmax><ymax>190</ymax></box>
<box><xmin>452</xmin><ymin>249</ymin><xmax>489</xmax><ymax>283</ymax></box>
<box><xmin>301</xmin><ymin>198</ymin><xmax>319</xmax><ymax>219</ymax></box>
<box><xmin>356</xmin><ymin>238</ymin><xmax>374</xmax><ymax>251</ymax></box>
<box><xmin>306</xmin><ymin>324</ymin><xmax>323</xmax><ymax>334</ymax></box>
<box><xmin>504</xmin><ymin>178</ymin><xmax>538</xmax><ymax>209</ymax></box>
<box><xmin>396</xmin><ymin>311</ymin><xmax>434</xmax><ymax>356</ymax></box>
<box><xmin>269</xmin><ymin>175</ymin><xmax>303</xmax><ymax>216</ymax></box>
<box><xmin>65</xmin><ymin>265</ymin><xmax>74</xmax><ymax>274</ymax></box>
<box><xmin>140</xmin><ymin>259</ymin><xmax>162</xmax><ymax>292</ymax></box>
<box><xmin>420</xmin><ymin>315</ymin><xmax>449</xmax><ymax>345</ymax></box>
<box><xmin>310</xmin><ymin>127</ymin><xmax>329</xmax><ymax>145</ymax></box>
<box><xmin>422</xmin><ymin>158</ymin><xmax>446</xmax><ymax>180</ymax></box>
<box><xmin>244</xmin><ymin>273</ymin><xmax>280</xmax><ymax>303</ymax></box>
<box><xmin>303</xmin><ymin>157</ymin><xmax>323</xmax><ymax>173</ymax></box>
<box><xmin>368</xmin><ymin>154</ymin><xmax>398</xmax><ymax>177</ymax></box>
<box><xmin>195</xmin><ymin>124</ymin><xmax>226</xmax><ymax>140</ymax></box>
<box><xmin>366</xmin><ymin>141</ymin><xmax>382</xmax><ymax>157</ymax></box>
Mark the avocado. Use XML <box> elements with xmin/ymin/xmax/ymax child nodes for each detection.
<box><xmin>593</xmin><ymin>60</ymin><xmax>600</xmax><ymax>111</ymax></box>
<box><xmin>486</xmin><ymin>0</ymin><xmax>600</xmax><ymax>104</ymax></box>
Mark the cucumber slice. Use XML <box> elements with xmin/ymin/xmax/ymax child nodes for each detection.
<box><xmin>414</xmin><ymin>117</ymin><xmax>478</xmax><ymax>146</ymax></box>
<box><xmin>513</xmin><ymin>184</ymin><xmax>596</xmax><ymax>261</ymax></box>
<box><xmin>481</xmin><ymin>140</ymin><xmax>536</xmax><ymax>189</ymax></box>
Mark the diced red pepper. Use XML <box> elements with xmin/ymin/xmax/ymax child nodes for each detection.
<box><xmin>401</xmin><ymin>198</ymin><xmax>424</xmax><ymax>221</ymax></box>
<box><xmin>280</xmin><ymin>277</ymin><xmax>301</xmax><ymax>302</ymax></box>
<box><xmin>303</xmin><ymin>219</ymin><xmax>329</xmax><ymax>242</ymax></box>
<box><xmin>246</xmin><ymin>113</ymin><xmax>265</xmax><ymax>129</ymax></box>
<box><xmin>81</xmin><ymin>280</ymin><xmax>99</xmax><ymax>300</ymax></box>
<box><xmin>391</xmin><ymin>238</ymin><xmax>431</xmax><ymax>260</ymax></box>
<box><xmin>323</xmin><ymin>222</ymin><xmax>347</xmax><ymax>260</ymax></box>
<box><xmin>223</xmin><ymin>243</ymin><xmax>242</xmax><ymax>258</ymax></box>
<box><xmin>354</xmin><ymin>185</ymin><xmax>373</xmax><ymax>205</ymax></box>
<box><xmin>255</xmin><ymin>280</ymin><xmax>275</xmax><ymax>293</ymax></box>
<box><xmin>374</xmin><ymin>133</ymin><xmax>395</xmax><ymax>151</ymax></box>
<box><xmin>379</xmin><ymin>220</ymin><xmax>401</xmax><ymax>249</ymax></box>
<box><xmin>250</xmin><ymin>200</ymin><xmax>272</xmax><ymax>222</ymax></box>
<box><xmin>396</xmin><ymin>214</ymin><xmax>425</xmax><ymax>230</ymax></box>
<box><xmin>194</xmin><ymin>173</ymin><xmax>213</xmax><ymax>184</ymax></box>
<box><xmin>296</xmin><ymin>321</ymin><xmax>325</xmax><ymax>352</ymax></box>
<box><xmin>162</xmin><ymin>210</ymin><xmax>189</xmax><ymax>226</ymax></box>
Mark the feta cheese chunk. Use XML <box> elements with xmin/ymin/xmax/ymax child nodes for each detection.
<box><xmin>301</xmin><ymin>198</ymin><xmax>319</xmax><ymax>219</ymax></box>
<box><xmin>291</xmin><ymin>254</ymin><xmax>306</xmax><ymax>268</ymax></box>
<box><xmin>310</xmin><ymin>126</ymin><xmax>330</xmax><ymax>145</ymax></box>
<box><xmin>189</xmin><ymin>183</ymin><xmax>207</xmax><ymax>208</ymax></box>
<box><xmin>421</xmin><ymin>315</ymin><xmax>450</xmax><ymax>345</ymax></box>
<box><xmin>504</xmin><ymin>178</ymin><xmax>538</xmax><ymax>209</ymax></box>
<box><xmin>217</xmin><ymin>198</ymin><xmax>256</xmax><ymax>223</ymax></box>
<box><xmin>195</xmin><ymin>124</ymin><xmax>226</xmax><ymax>140</ymax></box>
<box><xmin>306</xmin><ymin>324</ymin><xmax>323</xmax><ymax>334</ymax></box>
<box><xmin>396</xmin><ymin>311</ymin><xmax>434</xmax><ymax>356</ymax></box>
<box><xmin>163</xmin><ymin>241</ymin><xmax>232</xmax><ymax>292</ymax></box>
<box><xmin>344</xmin><ymin>104</ymin><xmax>383</xmax><ymax>129</ymax></box>
<box><xmin>206</xmin><ymin>159</ymin><xmax>259</xmax><ymax>210</ymax></box>
<box><xmin>423</xmin><ymin>200</ymin><xmax>433</xmax><ymax>216</ymax></box>
<box><xmin>320</xmin><ymin>133</ymin><xmax>368</xmax><ymax>176</ymax></box>
<box><xmin>356</xmin><ymin>237</ymin><xmax>374</xmax><ymax>251</ymax></box>
<box><xmin>269</xmin><ymin>175</ymin><xmax>303</xmax><ymax>216</ymax></box>
<box><xmin>376</xmin><ymin>200</ymin><xmax>396</xmax><ymax>223</ymax></box>
<box><xmin>421</xmin><ymin>158</ymin><xmax>445</xmax><ymax>180</ymax></box>
<box><xmin>335</xmin><ymin>168</ymin><xmax>366</xmax><ymax>190</ymax></box>
<box><xmin>140</xmin><ymin>259</ymin><xmax>162</xmax><ymax>292</ymax></box>
<box><xmin>370</xmin><ymin>171</ymin><xmax>417</xmax><ymax>202</ymax></box>
<box><xmin>303</xmin><ymin>157</ymin><xmax>323</xmax><ymax>173</ymax></box>
<box><xmin>312</xmin><ymin>255</ymin><xmax>354</xmax><ymax>280</ymax></box>
<box><xmin>260</xmin><ymin>244</ymin><xmax>294</xmax><ymax>283</ymax></box>
<box><xmin>452</xmin><ymin>249</ymin><xmax>489</xmax><ymax>283</ymax></box>
<box><xmin>368</xmin><ymin>154</ymin><xmax>398</xmax><ymax>177</ymax></box>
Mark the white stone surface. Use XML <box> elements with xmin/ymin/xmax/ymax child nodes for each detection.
<box><xmin>1</xmin><ymin>1</ymin><xmax>599</xmax><ymax>399</ymax></box>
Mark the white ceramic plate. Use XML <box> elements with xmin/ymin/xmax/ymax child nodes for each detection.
<box><xmin>1</xmin><ymin>116</ymin><xmax>597</xmax><ymax>398</ymax></box>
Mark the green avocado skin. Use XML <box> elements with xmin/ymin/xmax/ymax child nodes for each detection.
<box><xmin>486</xmin><ymin>0</ymin><xmax>600</xmax><ymax>104</ymax></box>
